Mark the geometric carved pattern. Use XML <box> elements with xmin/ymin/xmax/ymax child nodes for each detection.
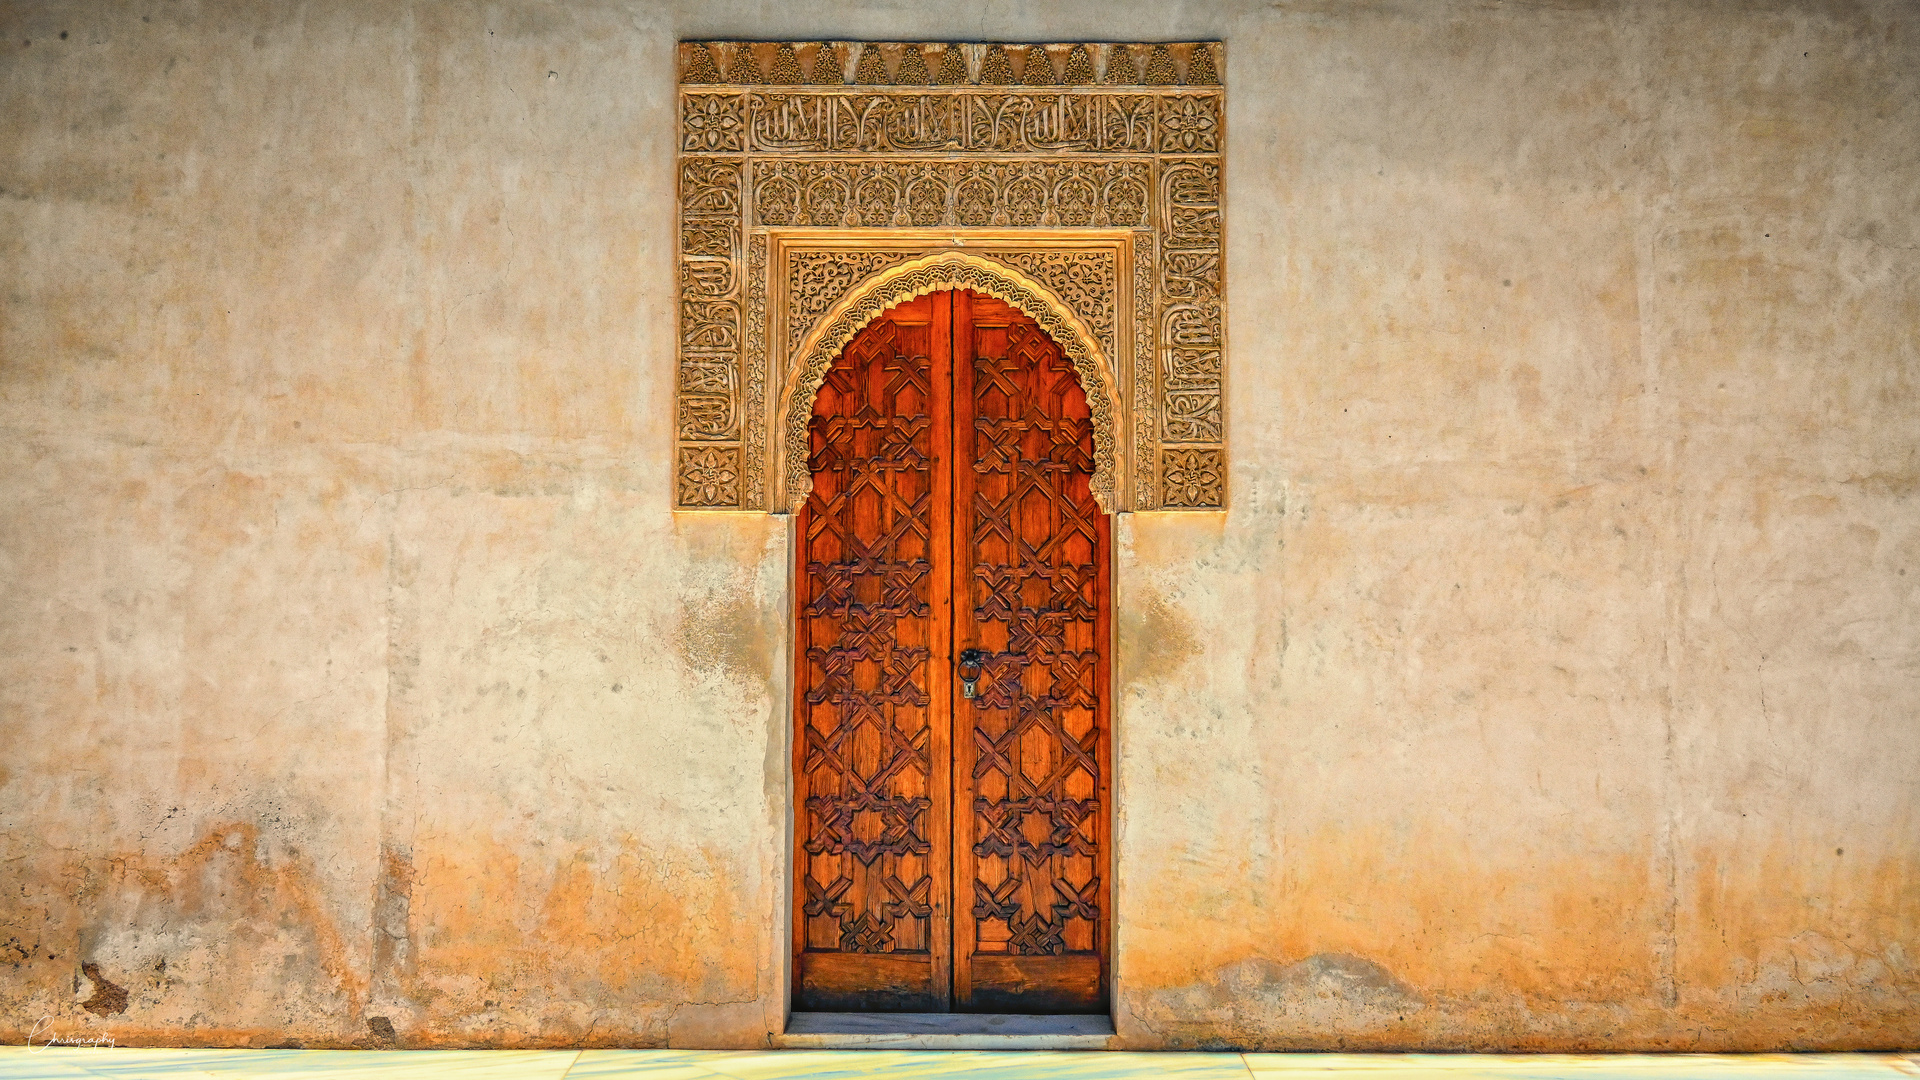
<box><xmin>796</xmin><ymin>314</ymin><xmax>939</xmax><ymax>961</ymax></box>
<box><xmin>956</xmin><ymin>305</ymin><xmax>1107</xmax><ymax>968</ymax></box>
<box><xmin>675</xmin><ymin>41</ymin><xmax>1225</xmax><ymax>511</ymax></box>
<box><xmin>677</xmin><ymin>446</ymin><xmax>740</xmax><ymax>507</ymax></box>
<box><xmin>794</xmin><ymin>291</ymin><xmax>1111</xmax><ymax>1013</ymax></box>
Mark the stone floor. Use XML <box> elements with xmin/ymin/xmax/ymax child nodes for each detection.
<box><xmin>2</xmin><ymin>1049</ymin><xmax>1917</xmax><ymax>1079</ymax></box>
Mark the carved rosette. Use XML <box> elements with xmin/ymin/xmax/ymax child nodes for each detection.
<box><xmin>675</xmin><ymin>41</ymin><xmax>1225</xmax><ymax>511</ymax></box>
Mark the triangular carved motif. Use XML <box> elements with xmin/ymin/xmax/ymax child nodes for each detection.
<box><xmin>769</xmin><ymin>43</ymin><xmax>805</xmax><ymax>84</ymax></box>
<box><xmin>854</xmin><ymin>43</ymin><xmax>890</xmax><ymax>84</ymax></box>
<box><xmin>979</xmin><ymin>45</ymin><xmax>1015</xmax><ymax>85</ymax></box>
<box><xmin>1142</xmin><ymin>44</ymin><xmax>1177</xmax><ymax>85</ymax></box>
<box><xmin>1186</xmin><ymin>43</ymin><xmax>1219</xmax><ymax>85</ymax></box>
<box><xmin>897</xmin><ymin>45</ymin><xmax>931</xmax><ymax>84</ymax></box>
<box><xmin>1020</xmin><ymin>46</ymin><xmax>1057</xmax><ymax>86</ymax></box>
<box><xmin>1061</xmin><ymin>45</ymin><xmax>1095</xmax><ymax>85</ymax></box>
<box><xmin>935</xmin><ymin>44</ymin><xmax>970</xmax><ymax>85</ymax></box>
<box><xmin>681</xmin><ymin>42</ymin><xmax>722</xmax><ymax>84</ymax></box>
<box><xmin>811</xmin><ymin>43</ymin><xmax>846</xmax><ymax>84</ymax></box>
<box><xmin>728</xmin><ymin>44</ymin><xmax>764</xmax><ymax>84</ymax></box>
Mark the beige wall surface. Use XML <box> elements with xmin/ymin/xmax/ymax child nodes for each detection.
<box><xmin>2</xmin><ymin>0</ymin><xmax>1915</xmax><ymax>1053</ymax></box>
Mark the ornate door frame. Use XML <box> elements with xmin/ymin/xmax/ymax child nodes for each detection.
<box><xmin>671</xmin><ymin>39</ymin><xmax>1227</xmax><ymax>1023</ymax></box>
<box><xmin>674</xmin><ymin>40</ymin><xmax>1227</xmax><ymax>514</ymax></box>
<box><xmin>790</xmin><ymin>290</ymin><xmax>1115</xmax><ymax>1014</ymax></box>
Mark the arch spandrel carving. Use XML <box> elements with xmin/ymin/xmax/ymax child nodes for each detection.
<box><xmin>674</xmin><ymin>40</ymin><xmax>1225</xmax><ymax>512</ymax></box>
<box><xmin>773</xmin><ymin>252</ymin><xmax>1122</xmax><ymax>513</ymax></box>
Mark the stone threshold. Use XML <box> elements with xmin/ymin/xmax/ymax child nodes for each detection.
<box><xmin>777</xmin><ymin>1012</ymin><xmax>1116</xmax><ymax>1050</ymax></box>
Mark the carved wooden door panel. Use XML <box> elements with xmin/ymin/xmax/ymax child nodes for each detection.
<box><xmin>950</xmin><ymin>293</ymin><xmax>1111</xmax><ymax>1014</ymax></box>
<box><xmin>795</xmin><ymin>293</ymin><xmax>953</xmax><ymax>1012</ymax></box>
<box><xmin>795</xmin><ymin>290</ymin><xmax>1109</xmax><ymax>1015</ymax></box>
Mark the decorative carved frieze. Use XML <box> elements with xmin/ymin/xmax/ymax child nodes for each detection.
<box><xmin>684</xmin><ymin>42</ymin><xmax>1220</xmax><ymax>88</ymax></box>
<box><xmin>734</xmin><ymin>92</ymin><xmax>1165</xmax><ymax>154</ymax></box>
<box><xmin>750</xmin><ymin>159</ymin><xmax>1151</xmax><ymax>229</ymax></box>
<box><xmin>1158</xmin><ymin>158</ymin><xmax>1223</xmax><ymax>452</ymax></box>
<box><xmin>675</xmin><ymin>41</ymin><xmax>1225</xmax><ymax>511</ymax></box>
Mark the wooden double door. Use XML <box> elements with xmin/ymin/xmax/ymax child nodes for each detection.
<box><xmin>794</xmin><ymin>289</ymin><xmax>1111</xmax><ymax>1014</ymax></box>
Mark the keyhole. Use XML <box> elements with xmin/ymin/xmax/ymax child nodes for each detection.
<box><xmin>958</xmin><ymin>648</ymin><xmax>987</xmax><ymax>701</ymax></box>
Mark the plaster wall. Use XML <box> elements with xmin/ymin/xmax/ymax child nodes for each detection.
<box><xmin>2</xmin><ymin>0</ymin><xmax>1916</xmax><ymax>1052</ymax></box>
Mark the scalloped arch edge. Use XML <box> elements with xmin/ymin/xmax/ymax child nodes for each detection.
<box><xmin>775</xmin><ymin>251</ymin><xmax>1123</xmax><ymax>514</ymax></box>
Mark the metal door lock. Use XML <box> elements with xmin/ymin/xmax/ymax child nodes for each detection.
<box><xmin>957</xmin><ymin>648</ymin><xmax>988</xmax><ymax>700</ymax></box>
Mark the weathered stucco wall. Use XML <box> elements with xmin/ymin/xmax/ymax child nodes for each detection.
<box><xmin>2</xmin><ymin>0</ymin><xmax>1915</xmax><ymax>1053</ymax></box>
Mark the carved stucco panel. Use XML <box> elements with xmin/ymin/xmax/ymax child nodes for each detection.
<box><xmin>784</xmin><ymin>248</ymin><xmax>1114</xmax><ymax>362</ymax></box>
<box><xmin>674</xmin><ymin>41</ymin><xmax>1224</xmax><ymax>511</ymax></box>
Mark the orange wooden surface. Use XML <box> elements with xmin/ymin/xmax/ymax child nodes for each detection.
<box><xmin>949</xmin><ymin>292</ymin><xmax>1111</xmax><ymax>1014</ymax></box>
<box><xmin>795</xmin><ymin>290</ymin><xmax>1108</xmax><ymax>1014</ymax></box>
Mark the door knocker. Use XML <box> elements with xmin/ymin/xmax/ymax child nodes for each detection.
<box><xmin>957</xmin><ymin>648</ymin><xmax>988</xmax><ymax>700</ymax></box>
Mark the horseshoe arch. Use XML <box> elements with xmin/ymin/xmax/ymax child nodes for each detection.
<box><xmin>771</xmin><ymin>250</ymin><xmax>1126</xmax><ymax>514</ymax></box>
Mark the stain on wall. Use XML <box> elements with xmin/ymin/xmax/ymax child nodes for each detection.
<box><xmin>1</xmin><ymin>0</ymin><xmax>1916</xmax><ymax>1054</ymax></box>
